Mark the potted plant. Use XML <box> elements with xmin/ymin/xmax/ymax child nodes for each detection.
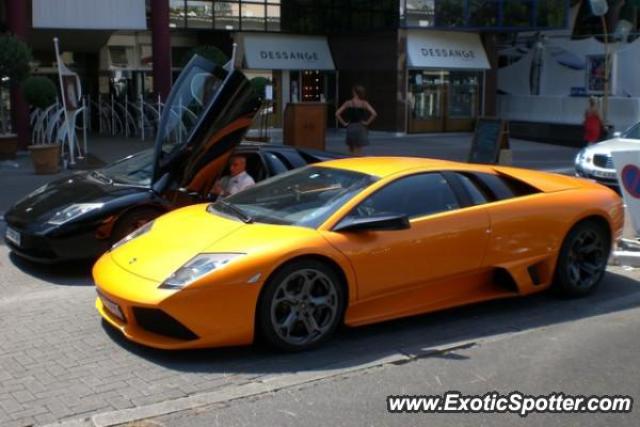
<box><xmin>0</xmin><ymin>35</ymin><xmax>32</xmax><ymax>160</ymax></box>
<box><xmin>22</xmin><ymin>76</ymin><xmax>60</xmax><ymax>174</ymax></box>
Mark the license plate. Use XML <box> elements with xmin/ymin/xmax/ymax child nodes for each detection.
<box><xmin>593</xmin><ymin>170</ymin><xmax>616</xmax><ymax>179</ymax></box>
<box><xmin>98</xmin><ymin>291</ymin><xmax>124</xmax><ymax>321</ymax></box>
<box><xmin>5</xmin><ymin>227</ymin><xmax>20</xmax><ymax>247</ymax></box>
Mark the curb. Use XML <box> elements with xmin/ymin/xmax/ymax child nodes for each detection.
<box><xmin>45</xmin><ymin>339</ymin><xmax>486</xmax><ymax>427</ymax></box>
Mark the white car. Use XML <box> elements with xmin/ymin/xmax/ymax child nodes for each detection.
<box><xmin>575</xmin><ymin>123</ymin><xmax>640</xmax><ymax>188</ymax></box>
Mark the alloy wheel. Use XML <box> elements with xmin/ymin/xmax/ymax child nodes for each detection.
<box><xmin>566</xmin><ymin>229</ymin><xmax>607</xmax><ymax>290</ymax></box>
<box><xmin>270</xmin><ymin>268</ymin><xmax>339</xmax><ymax>347</ymax></box>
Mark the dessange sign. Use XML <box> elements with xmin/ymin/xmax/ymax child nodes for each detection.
<box><xmin>242</xmin><ymin>34</ymin><xmax>335</xmax><ymax>70</ymax></box>
<box><xmin>407</xmin><ymin>30</ymin><xmax>490</xmax><ymax>70</ymax></box>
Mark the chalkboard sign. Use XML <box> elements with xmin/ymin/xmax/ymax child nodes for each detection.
<box><xmin>468</xmin><ymin>118</ymin><xmax>509</xmax><ymax>164</ymax></box>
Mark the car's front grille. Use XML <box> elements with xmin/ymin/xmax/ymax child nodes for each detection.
<box><xmin>132</xmin><ymin>307</ymin><xmax>198</xmax><ymax>341</ymax></box>
<box><xmin>593</xmin><ymin>154</ymin><xmax>614</xmax><ymax>169</ymax></box>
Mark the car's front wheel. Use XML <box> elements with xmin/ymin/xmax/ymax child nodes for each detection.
<box><xmin>554</xmin><ymin>220</ymin><xmax>610</xmax><ymax>297</ymax></box>
<box><xmin>257</xmin><ymin>260</ymin><xmax>345</xmax><ymax>351</ymax></box>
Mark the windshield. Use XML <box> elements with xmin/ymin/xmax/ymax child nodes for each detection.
<box><xmin>100</xmin><ymin>149</ymin><xmax>154</xmax><ymax>186</ymax></box>
<box><xmin>156</xmin><ymin>56</ymin><xmax>227</xmax><ymax>158</ymax></box>
<box><xmin>623</xmin><ymin>123</ymin><xmax>640</xmax><ymax>140</ymax></box>
<box><xmin>208</xmin><ymin>166</ymin><xmax>378</xmax><ymax>229</ymax></box>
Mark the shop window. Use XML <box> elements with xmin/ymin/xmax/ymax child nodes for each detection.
<box><xmin>301</xmin><ymin>71</ymin><xmax>323</xmax><ymax>102</ymax></box>
<box><xmin>409</xmin><ymin>71</ymin><xmax>444</xmax><ymax>120</ymax></box>
<box><xmin>503</xmin><ymin>0</ymin><xmax>533</xmax><ymax>28</ymax></box>
<box><xmin>435</xmin><ymin>0</ymin><xmax>465</xmax><ymax>27</ymax></box>
<box><xmin>109</xmin><ymin>47</ymin><xmax>129</xmax><ymax>68</ymax></box>
<box><xmin>241</xmin><ymin>2</ymin><xmax>266</xmax><ymax>31</ymax></box>
<box><xmin>186</xmin><ymin>0</ymin><xmax>213</xmax><ymax>29</ymax></box>
<box><xmin>467</xmin><ymin>0</ymin><xmax>498</xmax><ymax>28</ymax></box>
<box><xmin>215</xmin><ymin>1</ymin><xmax>239</xmax><ymax>30</ymax></box>
<box><xmin>169</xmin><ymin>0</ymin><xmax>187</xmax><ymax>28</ymax></box>
<box><xmin>536</xmin><ymin>0</ymin><xmax>567</xmax><ymax>29</ymax></box>
<box><xmin>404</xmin><ymin>0</ymin><xmax>436</xmax><ymax>27</ymax></box>
<box><xmin>448</xmin><ymin>72</ymin><xmax>479</xmax><ymax>118</ymax></box>
<box><xmin>267</xmin><ymin>4</ymin><xmax>281</xmax><ymax>31</ymax></box>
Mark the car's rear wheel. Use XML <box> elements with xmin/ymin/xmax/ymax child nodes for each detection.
<box><xmin>257</xmin><ymin>260</ymin><xmax>345</xmax><ymax>351</ymax></box>
<box><xmin>554</xmin><ymin>220</ymin><xmax>610</xmax><ymax>297</ymax></box>
<box><xmin>111</xmin><ymin>208</ymin><xmax>161</xmax><ymax>245</ymax></box>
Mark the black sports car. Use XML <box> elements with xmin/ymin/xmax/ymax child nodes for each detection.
<box><xmin>4</xmin><ymin>56</ymin><xmax>344</xmax><ymax>264</ymax></box>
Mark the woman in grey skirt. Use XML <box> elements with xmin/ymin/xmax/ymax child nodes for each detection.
<box><xmin>335</xmin><ymin>85</ymin><xmax>378</xmax><ymax>155</ymax></box>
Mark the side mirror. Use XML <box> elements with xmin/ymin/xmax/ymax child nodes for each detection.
<box><xmin>613</xmin><ymin>131</ymin><xmax>622</xmax><ymax>138</ymax></box>
<box><xmin>333</xmin><ymin>213</ymin><xmax>410</xmax><ymax>232</ymax></box>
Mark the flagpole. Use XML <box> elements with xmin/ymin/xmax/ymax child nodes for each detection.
<box><xmin>54</xmin><ymin>37</ymin><xmax>75</xmax><ymax>166</ymax></box>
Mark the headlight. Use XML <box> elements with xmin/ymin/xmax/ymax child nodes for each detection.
<box><xmin>110</xmin><ymin>220</ymin><xmax>154</xmax><ymax>251</ymax></box>
<box><xmin>27</xmin><ymin>184</ymin><xmax>48</xmax><ymax>198</ymax></box>
<box><xmin>159</xmin><ymin>253</ymin><xmax>245</xmax><ymax>290</ymax></box>
<box><xmin>575</xmin><ymin>149</ymin><xmax>592</xmax><ymax>166</ymax></box>
<box><xmin>47</xmin><ymin>203</ymin><xmax>104</xmax><ymax>225</ymax></box>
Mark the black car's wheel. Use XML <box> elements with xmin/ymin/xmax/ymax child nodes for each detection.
<box><xmin>553</xmin><ymin>220</ymin><xmax>610</xmax><ymax>297</ymax></box>
<box><xmin>111</xmin><ymin>208</ymin><xmax>161</xmax><ymax>245</ymax></box>
<box><xmin>257</xmin><ymin>260</ymin><xmax>346</xmax><ymax>352</ymax></box>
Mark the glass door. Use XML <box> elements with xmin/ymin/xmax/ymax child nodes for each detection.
<box><xmin>446</xmin><ymin>71</ymin><xmax>481</xmax><ymax>132</ymax></box>
<box><xmin>408</xmin><ymin>71</ymin><xmax>446</xmax><ymax>133</ymax></box>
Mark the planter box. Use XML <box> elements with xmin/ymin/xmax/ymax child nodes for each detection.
<box><xmin>28</xmin><ymin>144</ymin><xmax>60</xmax><ymax>174</ymax></box>
<box><xmin>0</xmin><ymin>134</ymin><xmax>18</xmax><ymax>160</ymax></box>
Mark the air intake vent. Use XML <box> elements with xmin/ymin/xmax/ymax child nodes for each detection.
<box><xmin>133</xmin><ymin>307</ymin><xmax>198</xmax><ymax>341</ymax></box>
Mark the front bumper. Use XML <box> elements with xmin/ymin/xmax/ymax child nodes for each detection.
<box><xmin>4</xmin><ymin>224</ymin><xmax>110</xmax><ymax>264</ymax></box>
<box><xmin>575</xmin><ymin>167</ymin><xmax>619</xmax><ymax>189</ymax></box>
<box><xmin>93</xmin><ymin>254</ymin><xmax>259</xmax><ymax>350</ymax></box>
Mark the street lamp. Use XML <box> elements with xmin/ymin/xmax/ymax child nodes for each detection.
<box><xmin>588</xmin><ymin>0</ymin><xmax>610</xmax><ymax>127</ymax></box>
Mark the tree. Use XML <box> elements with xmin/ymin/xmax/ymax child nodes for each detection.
<box><xmin>0</xmin><ymin>35</ymin><xmax>32</xmax><ymax>134</ymax></box>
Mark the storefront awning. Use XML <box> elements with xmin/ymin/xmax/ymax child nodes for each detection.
<box><xmin>407</xmin><ymin>30</ymin><xmax>490</xmax><ymax>70</ymax></box>
<box><xmin>239</xmin><ymin>34</ymin><xmax>335</xmax><ymax>71</ymax></box>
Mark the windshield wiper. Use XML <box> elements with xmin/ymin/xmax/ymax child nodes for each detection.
<box><xmin>218</xmin><ymin>200</ymin><xmax>254</xmax><ymax>224</ymax></box>
<box><xmin>90</xmin><ymin>171</ymin><xmax>113</xmax><ymax>185</ymax></box>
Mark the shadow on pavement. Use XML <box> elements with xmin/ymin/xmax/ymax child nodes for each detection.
<box><xmin>101</xmin><ymin>270</ymin><xmax>640</xmax><ymax>375</ymax></box>
<box><xmin>8</xmin><ymin>252</ymin><xmax>95</xmax><ymax>286</ymax></box>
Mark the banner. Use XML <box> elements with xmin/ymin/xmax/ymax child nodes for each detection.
<box><xmin>612</xmin><ymin>150</ymin><xmax>640</xmax><ymax>235</ymax></box>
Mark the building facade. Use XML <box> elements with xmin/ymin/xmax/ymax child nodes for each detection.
<box><xmin>2</xmin><ymin>0</ymin><xmax>575</xmax><ymax>146</ymax></box>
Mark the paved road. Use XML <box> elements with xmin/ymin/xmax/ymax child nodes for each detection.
<box><xmin>0</xmin><ymin>226</ymin><xmax>638</xmax><ymax>426</ymax></box>
<box><xmin>156</xmin><ymin>288</ymin><xmax>640</xmax><ymax>427</ymax></box>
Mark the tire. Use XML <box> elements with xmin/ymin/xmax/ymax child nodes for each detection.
<box><xmin>110</xmin><ymin>208</ymin><xmax>161</xmax><ymax>245</ymax></box>
<box><xmin>257</xmin><ymin>259</ymin><xmax>346</xmax><ymax>352</ymax></box>
<box><xmin>553</xmin><ymin>220</ymin><xmax>610</xmax><ymax>297</ymax></box>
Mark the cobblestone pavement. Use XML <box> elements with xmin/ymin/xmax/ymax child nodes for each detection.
<box><xmin>0</xmin><ymin>223</ymin><xmax>639</xmax><ymax>427</ymax></box>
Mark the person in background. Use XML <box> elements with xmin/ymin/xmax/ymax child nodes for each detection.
<box><xmin>584</xmin><ymin>96</ymin><xmax>603</xmax><ymax>145</ymax></box>
<box><xmin>210</xmin><ymin>155</ymin><xmax>255</xmax><ymax>198</ymax></box>
<box><xmin>335</xmin><ymin>85</ymin><xmax>378</xmax><ymax>155</ymax></box>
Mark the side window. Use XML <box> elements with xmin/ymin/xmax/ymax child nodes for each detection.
<box><xmin>473</xmin><ymin>173</ymin><xmax>540</xmax><ymax>201</ymax></box>
<box><xmin>264</xmin><ymin>152</ymin><xmax>290</xmax><ymax>176</ymax></box>
<box><xmin>457</xmin><ymin>174</ymin><xmax>488</xmax><ymax>205</ymax></box>
<box><xmin>474</xmin><ymin>173</ymin><xmax>516</xmax><ymax>200</ymax></box>
<box><xmin>242</xmin><ymin>152</ymin><xmax>267</xmax><ymax>182</ymax></box>
<box><xmin>348</xmin><ymin>173</ymin><xmax>460</xmax><ymax>220</ymax></box>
